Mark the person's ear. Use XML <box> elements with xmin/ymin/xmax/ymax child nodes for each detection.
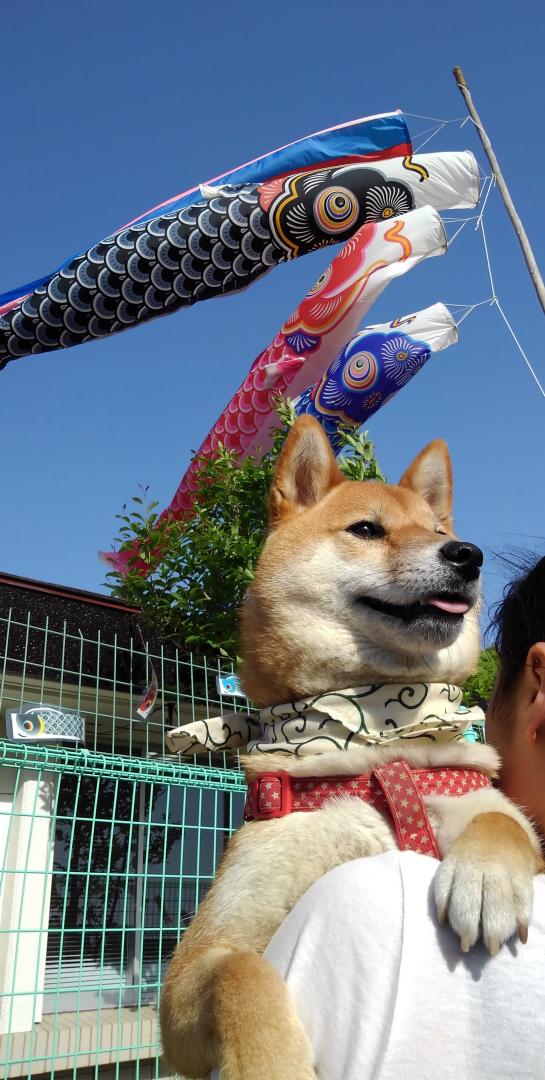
<box><xmin>524</xmin><ymin>642</ymin><xmax>545</xmax><ymax>743</ymax></box>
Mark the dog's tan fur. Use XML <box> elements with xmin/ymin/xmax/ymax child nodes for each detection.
<box><xmin>242</xmin><ymin>420</ymin><xmax>475</xmax><ymax>706</ymax></box>
<box><xmin>161</xmin><ymin>417</ymin><xmax>543</xmax><ymax>1080</ymax></box>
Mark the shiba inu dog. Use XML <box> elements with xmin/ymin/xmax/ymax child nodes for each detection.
<box><xmin>161</xmin><ymin>416</ymin><xmax>542</xmax><ymax>1080</ymax></box>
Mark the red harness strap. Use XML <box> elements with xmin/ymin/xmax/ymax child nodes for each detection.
<box><xmin>243</xmin><ymin>761</ymin><xmax>492</xmax><ymax>858</ymax></box>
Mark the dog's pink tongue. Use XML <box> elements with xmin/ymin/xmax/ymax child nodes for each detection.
<box><xmin>427</xmin><ymin>596</ymin><xmax>470</xmax><ymax>614</ymax></box>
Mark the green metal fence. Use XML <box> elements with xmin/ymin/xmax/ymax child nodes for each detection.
<box><xmin>0</xmin><ymin>609</ymin><xmax>248</xmax><ymax>1079</ymax></box>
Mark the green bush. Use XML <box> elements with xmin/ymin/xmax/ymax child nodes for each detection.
<box><xmin>106</xmin><ymin>403</ymin><xmax>384</xmax><ymax>659</ymax></box>
<box><xmin>462</xmin><ymin>646</ymin><xmax>499</xmax><ymax>709</ymax></box>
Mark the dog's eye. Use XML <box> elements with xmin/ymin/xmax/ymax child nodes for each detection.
<box><xmin>346</xmin><ymin>520</ymin><xmax>385</xmax><ymax>540</ymax></box>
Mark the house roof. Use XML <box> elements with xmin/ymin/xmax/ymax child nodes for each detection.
<box><xmin>0</xmin><ymin>570</ymin><xmax>139</xmax><ymax>614</ymax></box>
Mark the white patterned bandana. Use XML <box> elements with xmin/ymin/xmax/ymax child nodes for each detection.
<box><xmin>166</xmin><ymin>683</ymin><xmax>483</xmax><ymax>757</ymax></box>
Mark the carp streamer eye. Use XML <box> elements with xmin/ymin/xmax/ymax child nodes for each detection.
<box><xmin>313</xmin><ymin>187</ymin><xmax>359</xmax><ymax>234</ymax></box>
<box><xmin>342</xmin><ymin>351</ymin><xmax>379</xmax><ymax>392</ymax></box>
<box><xmin>307</xmin><ymin>265</ymin><xmax>332</xmax><ymax>294</ymax></box>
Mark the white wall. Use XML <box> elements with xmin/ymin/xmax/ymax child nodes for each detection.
<box><xmin>0</xmin><ymin>768</ymin><xmax>57</xmax><ymax>1034</ymax></box>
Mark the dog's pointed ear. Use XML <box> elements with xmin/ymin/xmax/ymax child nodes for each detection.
<box><xmin>269</xmin><ymin>416</ymin><xmax>344</xmax><ymax>528</ymax></box>
<box><xmin>399</xmin><ymin>439</ymin><xmax>453</xmax><ymax>528</ymax></box>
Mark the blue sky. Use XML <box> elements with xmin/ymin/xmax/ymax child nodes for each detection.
<box><xmin>1</xmin><ymin>1</ymin><xmax>544</xmax><ymax>629</ymax></box>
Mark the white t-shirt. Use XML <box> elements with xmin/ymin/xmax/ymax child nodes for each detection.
<box><xmin>263</xmin><ymin>852</ymin><xmax>545</xmax><ymax>1080</ymax></box>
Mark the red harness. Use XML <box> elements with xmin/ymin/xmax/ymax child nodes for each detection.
<box><xmin>243</xmin><ymin>760</ymin><xmax>492</xmax><ymax>858</ymax></box>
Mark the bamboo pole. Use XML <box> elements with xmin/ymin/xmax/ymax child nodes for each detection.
<box><xmin>453</xmin><ymin>65</ymin><xmax>545</xmax><ymax>317</ymax></box>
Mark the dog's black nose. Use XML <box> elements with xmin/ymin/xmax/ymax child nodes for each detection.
<box><xmin>440</xmin><ymin>540</ymin><xmax>483</xmax><ymax>581</ymax></box>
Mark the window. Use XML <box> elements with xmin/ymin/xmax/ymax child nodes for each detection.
<box><xmin>44</xmin><ymin>773</ymin><xmax>244</xmax><ymax>1013</ymax></box>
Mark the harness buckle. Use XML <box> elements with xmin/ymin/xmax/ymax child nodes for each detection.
<box><xmin>244</xmin><ymin>771</ymin><xmax>292</xmax><ymax>821</ymax></box>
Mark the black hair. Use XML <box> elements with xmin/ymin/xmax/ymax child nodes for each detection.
<box><xmin>490</xmin><ymin>552</ymin><xmax>545</xmax><ymax>702</ymax></box>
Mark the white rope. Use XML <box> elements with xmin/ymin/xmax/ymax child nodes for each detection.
<box><xmin>440</xmin><ymin>176</ymin><xmax>545</xmax><ymax>399</ymax></box>
<box><xmin>448</xmin><ymin>289</ymin><xmax>545</xmax><ymax>394</ymax></box>
<box><xmin>474</xmin><ymin>175</ymin><xmax>495</xmax><ymax>230</ymax></box>
<box><xmin>464</xmin><ymin>113</ymin><xmax>488</xmax><ymax>138</ymax></box>
<box><xmin>493</xmin><ymin>298</ymin><xmax>545</xmax><ymax>399</ymax></box>
<box><xmin>446</xmin><ymin>298</ymin><xmax>495</xmax><ymax>310</ymax></box>
<box><xmin>442</xmin><ymin>214</ymin><xmax>480</xmax><ymax>223</ymax></box>
<box><xmin>402</xmin><ymin>111</ymin><xmax>474</xmax><ymax>154</ymax></box>
<box><xmin>445</xmin><ymin>219</ymin><xmax>472</xmax><ymax>247</ymax></box>
<box><xmin>411</xmin><ymin>124</ymin><xmax>447</xmax><ymax>140</ymax></box>
<box><xmin>414</xmin><ymin>123</ymin><xmax>447</xmax><ymax>153</ymax></box>
<box><xmin>445</xmin><ymin>298</ymin><xmax>495</xmax><ymax>326</ymax></box>
<box><xmin>478</xmin><ymin>212</ymin><xmax>498</xmax><ymax>301</ymax></box>
<box><xmin>474</xmin><ymin>198</ymin><xmax>545</xmax><ymax>398</ymax></box>
<box><xmin>455</xmin><ymin>299</ymin><xmax>496</xmax><ymax>326</ymax></box>
<box><xmin>403</xmin><ymin>112</ymin><xmax>467</xmax><ymax>124</ymax></box>
<box><xmin>455</xmin><ymin>305</ymin><xmax>477</xmax><ymax>326</ymax></box>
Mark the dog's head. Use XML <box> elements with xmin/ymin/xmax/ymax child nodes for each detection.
<box><xmin>240</xmin><ymin>416</ymin><xmax>482</xmax><ymax>706</ymax></box>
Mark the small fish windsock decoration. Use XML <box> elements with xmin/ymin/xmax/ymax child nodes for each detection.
<box><xmin>293</xmin><ymin>302</ymin><xmax>458</xmax><ymax>450</ymax></box>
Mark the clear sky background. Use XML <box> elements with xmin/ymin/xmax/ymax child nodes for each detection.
<box><xmin>1</xmin><ymin>1</ymin><xmax>544</xmax><ymax>629</ymax></box>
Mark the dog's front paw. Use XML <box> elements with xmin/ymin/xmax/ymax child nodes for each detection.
<box><xmin>434</xmin><ymin>811</ymin><xmax>541</xmax><ymax>955</ymax></box>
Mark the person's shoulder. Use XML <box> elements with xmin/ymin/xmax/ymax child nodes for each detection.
<box><xmin>305</xmin><ymin>849</ymin><xmax>436</xmax><ymax>902</ymax></box>
<box><xmin>534</xmin><ymin>872</ymin><xmax>545</xmax><ymax>897</ymax></box>
<box><xmin>532</xmin><ymin>869</ymin><xmax>545</xmax><ymax>926</ymax></box>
